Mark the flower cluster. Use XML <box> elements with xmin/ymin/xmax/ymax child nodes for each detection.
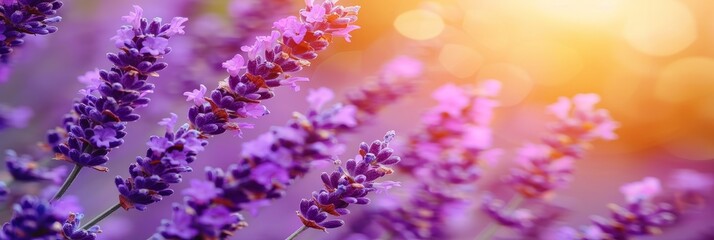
<box><xmin>115</xmin><ymin>114</ymin><xmax>207</xmax><ymax>211</ymax></box>
<box><xmin>0</xmin><ymin>195</ymin><xmax>96</xmax><ymax>240</ymax></box>
<box><xmin>376</xmin><ymin>184</ymin><xmax>464</xmax><ymax>239</ymax></box>
<box><xmin>555</xmin><ymin>177</ymin><xmax>678</xmax><ymax>240</ymax></box>
<box><xmin>371</xmin><ymin>81</ymin><xmax>501</xmax><ymax>239</ymax></box>
<box><xmin>185</xmin><ymin>0</ymin><xmax>360</xmax><ymax>136</ymax></box>
<box><xmin>508</xmin><ymin>94</ymin><xmax>619</xmax><ymax>198</ymax></box>
<box><xmin>5</xmin><ymin>150</ymin><xmax>67</xmax><ymax>183</ymax></box>
<box><xmin>115</xmin><ymin>0</ymin><xmax>361</xmax><ymax>213</ymax></box>
<box><xmin>0</xmin><ymin>0</ymin><xmax>63</xmax><ymax>65</ymax></box>
<box><xmin>46</xmin><ymin>6</ymin><xmax>186</xmax><ymax>171</ymax></box>
<box><xmin>152</xmin><ymin>55</ymin><xmax>422</xmax><ymax>238</ymax></box>
<box><xmin>398</xmin><ymin>80</ymin><xmax>503</xmax><ymax>186</ymax></box>
<box><xmin>296</xmin><ymin>131</ymin><xmax>400</xmax><ymax>231</ymax></box>
<box><xmin>0</xmin><ymin>104</ymin><xmax>31</xmax><ymax>131</ymax></box>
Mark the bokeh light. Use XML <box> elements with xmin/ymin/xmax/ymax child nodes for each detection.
<box><xmin>393</xmin><ymin>9</ymin><xmax>445</xmax><ymax>40</ymax></box>
<box><xmin>622</xmin><ymin>0</ymin><xmax>697</xmax><ymax>56</ymax></box>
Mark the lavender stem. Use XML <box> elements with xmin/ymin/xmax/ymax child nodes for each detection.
<box><xmin>81</xmin><ymin>202</ymin><xmax>121</xmax><ymax>230</ymax></box>
<box><xmin>285</xmin><ymin>225</ymin><xmax>308</xmax><ymax>240</ymax></box>
<box><xmin>475</xmin><ymin>194</ymin><xmax>525</xmax><ymax>240</ymax></box>
<box><xmin>51</xmin><ymin>163</ymin><xmax>81</xmax><ymax>201</ymax></box>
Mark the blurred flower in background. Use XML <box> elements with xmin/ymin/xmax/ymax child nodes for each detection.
<box><xmin>0</xmin><ymin>0</ymin><xmax>712</xmax><ymax>239</ymax></box>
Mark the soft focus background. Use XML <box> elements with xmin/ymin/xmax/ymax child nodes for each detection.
<box><xmin>1</xmin><ymin>0</ymin><xmax>713</xmax><ymax>239</ymax></box>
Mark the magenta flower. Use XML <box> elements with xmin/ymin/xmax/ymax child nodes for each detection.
<box><xmin>221</xmin><ymin>54</ymin><xmax>245</xmax><ymax>76</ymax></box>
<box><xmin>308</xmin><ymin>87</ymin><xmax>335</xmax><ymax>110</ymax></box>
<box><xmin>273</xmin><ymin>16</ymin><xmax>307</xmax><ymax>43</ymax></box>
<box><xmin>382</xmin><ymin>55</ymin><xmax>424</xmax><ymax>79</ymax></box>
<box><xmin>183</xmin><ymin>84</ymin><xmax>207</xmax><ymax>105</ymax></box>
<box><xmin>620</xmin><ymin>177</ymin><xmax>662</xmax><ymax>204</ymax></box>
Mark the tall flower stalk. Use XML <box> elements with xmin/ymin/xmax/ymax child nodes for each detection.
<box><xmin>477</xmin><ymin>94</ymin><xmax>619</xmax><ymax>239</ymax></box>
<box><xmin>0</xmin><ymin>0</ymin><xmax>63</xmax><ymax>83</ymax></box>
<box><xmin>151</xmin><ymin>56</ymin><xmax>423</xmax><ymax>239</ymax></box>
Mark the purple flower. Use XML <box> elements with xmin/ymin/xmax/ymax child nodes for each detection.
<box><xmin>109</xmin><ymin>26</ymin><xmax>135</xmax><ymax>48</ymax></box>
<box><xmin>381</xmin><ymin>55</ymin><xmax>424</xmax><ymax>79</ymax></box>
<box><xmin>669</xmin><ymin>169</ymin><xmax>714</xmax><ymax>194</ymax></box>
<box><xmin>308</xmin><ymin>87</ymin><xmax>335</xmax><ymax>110</ymax></box>
<box><xmin>47</xmin><ymin>7</ymin><xmax>185</xmax><ymax>171</ymax></box>
<box><xmin>164</xmin><ymin>17</ymin><xmax>188</xmax><ymax>37</ymax></box>
<box><xmin>62</xmin><ymin>213</ymin><xmax>101</xmax><ymax>240</ymax></box>
<box><xmin>296</xmin><ymin>131</ymin><xmax>401</xmax><ymax>232</ymax></box>
<box><xmin>620</xmin><ymin>177</ymin><xmax>662</xmax><ymax>204</ymax></box>
<box><xmin>121</xmin><ymin>5</ymin><xmax>143</xmax><ymax>29</ymax></box>
<box><xmin>183</xmin><ymin>84</ymin><xmax>207</xmax><ymax>105</ymax></box>
<box><xmin>222</xmin><ymin>54</ymin><xmax>245</xmax><ymax>76</ymax></box>
<box><xmin>0</xmin><ymin>104</ymin><xmax>32</xmax><ymax>130</ymax></box>
<box><xmin>5</xmin><ymin>150</ymin><xmax>67</xmax><ymax>184</ymax></box>
<box><xmin>1</xmin><ymin>196</ymin><xmax>64</xmax><ymax>239</ymax></box>
<box><xmin>140</xmin><ymin>36</ymin><xmax>170</xmax><ymax>56</ymax></box>
<box><xmin>115</xmin><ymin>117</ymin><xmax>207</xmax><ymax>211</ymax></box>
<box><xmin>0</xmin><ymin>0</ymin><xmax>63</xmax><ymax>65</ymax></box>
<box><xmin>181</xmin><ymin>180</ymin><xmax>222</xmax><ymax>205</ymax></box>
<box><xmin>273</xmin><ymin>16</ymin><xmax>307</xmax><ymax>43</ymax></box>
<box><xmin>0</xmin><ymin>181</ymin><xmax>7</xmax><ymax>200</ymax></box>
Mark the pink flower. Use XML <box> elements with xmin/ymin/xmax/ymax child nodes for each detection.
<box><xmin>462</xmin><ymin>126</ymin><xmax>492</xmax><ymax>149</ymax></box>
<box><xmin>331</xmin><ymin>25</ymin><xmax>360</xmax><ymax>42</ymax></box>
<box><xmin>280</xmin><ymin>76</ymin><xmax>309</xmax><ymax>91</ymax></box>
<box><xmin>121</xmin><ymin>5</ymin><xmax>144</xmax><ymax>29</ymax></box>
<box><xmin>301</xmin><ymin>2</ymin><xmax>326</xmax><ymax>23</ymax></box>
<box><xmin>669</xmin><ymin>169</ymin><xmax>714</xmax><ymax>193</ymax></box>
<box><xmin>572</xmin><ymin>93</ymin><xmax>600</xmax><ymax>112</ymax></box>
<box><xmin>163</xmin><ymin>17</ymin><xmax>188</xmax><ymax>37</ymax></box>
<box><xmin>241</xmin><ymin>31</ymin><xmax>281</xmax><ymax>59</ymax></box>
<box><xmin>183</xmin><ymin>84</ymin><xmax>207</xmax><ymax>105</ymax></box>
<box><xmin>620</xmin><ymin>177</ymin><xmax>662</xmax><ymax>203</ymax></box>
<box><xmin>110</xmin><ymin>26</ymin><xmax>135</xmax><ymax>48</ymax></box>
<box><xmin>548</xmin><ymin>97</ymin><xmax>571</xmax><ymax>120</ymax></box>
<box><xmin>307</xmin><ymin>87</ymin><xmax>334</xmax><ymax>110</ymax></box>
<box><xmin>381</xmin><ymin>55</ymin><xmax>423</xmax><ymax>79</ymax></box>
<box><xmin>432</xmin><ymin>84</ymin><xmax>469</xmax><ymax>116</ymax></box>
<box><xmin>273</xmin><ymin>16</ymin><xmax>307</xmax><ymax>44</ymax></box>
<box><xmin>240</xmin><ymin>103</ymin><xmax>268</xmax><ymax>118</ymax></box>
<box><xmin>222</xmin><ymin>54</ymin><xmax>246</xmax><ymax>76</ymax></box>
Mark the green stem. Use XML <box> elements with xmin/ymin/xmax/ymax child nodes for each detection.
<box><xmin>285</xmin><ymin>225</ymin><xmax>308</xmax><ymax>240</ymax></box>
<box><xmin>81</xmin><ymin>202</ymin><xmax>122</xmax><ymax>230</ymax></box>
<box><xmin>52</xmin><ymin>164</ymin><xmax>82</xmax><ymax>201</ymax></box>
<box><xmin>475</xmin><ymin>194</ymin><xmax>525</xmax><ymax>240</ymax></box>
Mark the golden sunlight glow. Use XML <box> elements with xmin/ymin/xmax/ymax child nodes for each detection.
<box><xmin>622</xmin><ymin>0</ymin><xmax>697</xmax><ymax>56</ymax></box>
<box><xmin>476</xmin><ymin>63</ymin><xmax>533</xmax><ymax>106</ymax></box>
<box><xmin>438</xmin><ymin>44</ymin><xmax>483</xmax><ymax>78</ymax></box>
<box><xmin>394</xmin><ymin>9</ymin><xmax>445</xmax><ymax>40</ymax></box>
<box><xmin>655</xmin><ymin>57</ymin><xmax>714</xmax><ymax>103</ymax></box>
<box><xmin>509</xmin><ymin>41</ymin><xmax>583</xmax><ymax>86</ymax></box>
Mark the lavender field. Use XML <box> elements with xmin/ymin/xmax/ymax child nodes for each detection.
<box><xmin>0</xmin><ymin>0</ymin><xmax>713</xmax><ymax>239</ymax></box>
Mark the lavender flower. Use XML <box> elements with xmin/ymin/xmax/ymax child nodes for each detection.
<box><xmin>185</xmin><ymin>0</ymin><xmax>360</xmax><ymax>136</ymax></box>
<box><xmin>46</xmin><ymin>6</ymin><xmax>186</xmax><ymax>171</ymax></box>
<box><xmin>0</xmin><ymin>104</ymin><xmax>31</xmax><ymax>131</ymax></box>
<box><xmin>376</xmin><ymin>184</ymin><xmax>465</xmax><ymax>239</ymax></box>
<box><xmin>556</xmin><ymin>177</ymin><xmax>677</xmax><ymax>240</ymax></box>
<box><xmin>115</xmin><ymin>114</ymin><xmax>207</xmax><ymax>211</ymax></box>
<box><xmin>508</xmin><ymin>94</ymin><xmax>619</xmax><ymax>198</ymax></box>
<box><xmin>398</xmin><ymin>80</ymin><xmax>503</xmax><ymax>186</ymax></box>
<box><xmin>152</xmin><ymin>55</ymin><xmax>423</xmax><ymax>238</ymax></box>
<box><xmin>295</xmin><ymin>131</ymin><xmax>400</xmax><ymax>232</ymax></box>
<box><xmin>0</xmin><ymin>181</ymin><xmax>7</xmax><ymax>200</ymax></box>
<box><xmin>0</xmin><ymin>0</ymin><xmax>63</xmax><ymax>64</ymax></box>
<box><xmin>62</xmin><ymin>213</ymin><xmax>101</xmax><ymax>240</ymax></box>
<box><xmin>1</xmin><ymin>196</ymin><xmax>64</xmax><ymax>239</ymax></box>
<box><xmin>5</xmin><ymin>150</ymin><xmax>67</xmax><ymax>184</ymax></box>
<box><xmin>116</xmin><ymin>0</ymin><xmax>362</xmax><ymax>213</ymax></box>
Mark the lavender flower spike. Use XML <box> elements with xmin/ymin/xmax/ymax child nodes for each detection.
<box><xmin>47</xmin><ymin>6</ymin><xmax>187</xmax><ymax>171</ymax></box>
<box><xmin>0</xmin><ymin>104</ymin><xmax>32</xmax><ymax>131</ymax></box>
<box><xmin>5</xmin><ymin>150</ymin><xmax>67</xmax><ymax>183</ymax></box>
<box><xmin>115</xmin><ymin>113</ymin><xmax>207</xmax><ymax>211</ymax></box>
<box><xmin>0</xmin><ymin>0</ymin><xmax>63</xmax><ymax>65</ymax></box>
<box><xmin>292</xmin><ymin>131</ymin><xmax>401</xmax><ymax>237</ymax></box>
<box><xmin>186</xmin><ymin>0</ymin><xmax>360</xmax><ymax>137</ymax></box>
<box><xmin>1</xmin><ymin>196</ymin><xmax>64</xmax><ymax>239</ymax></box>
